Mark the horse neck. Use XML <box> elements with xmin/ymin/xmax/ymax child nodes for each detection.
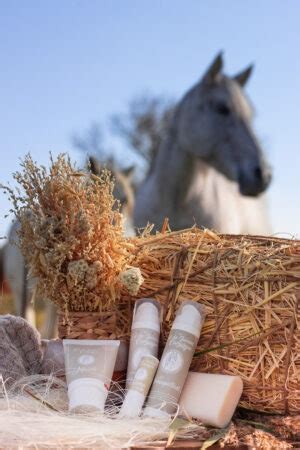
<box><xmin>152</xmin><ymin>131</ymin><xmax>200</xmax><ymax>209</ymax></box>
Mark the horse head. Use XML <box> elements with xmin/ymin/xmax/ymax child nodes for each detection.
<box><xmin>174</xmin><ymin>52</ymin><xmax>272</xmax><ymax>196</ymax></box>
<box><xmin>88</xmin><ymin>156</ymin><xmax>135</xmax><ymax>216</ymax></box>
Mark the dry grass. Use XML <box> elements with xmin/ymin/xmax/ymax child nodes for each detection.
<box><xmin>0</xmin><ymin>375</ymin><xmax>297</xmax><ymax>449</ymax></box>
<box><xmin>0</xmin><ymin>375</ymin><xmax>204</xmax><ymax>450</ymax></box>
<box><xmin>1</xmin><ymin>154</ymin><xmax>138</xmax><ymax>315</ymax></box>
<box><xmin>125</xmin><ymin>228</ymin><xmax>300</xmax><ymax>415</ymax></box>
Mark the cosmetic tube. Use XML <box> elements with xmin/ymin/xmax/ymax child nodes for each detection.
<box><xmin>126</xmin><ymin>298</ymin><xmax>161</xmax><ymax>390</ymax></box>
<box><xmin>144</xmin><ymin>301</ymin><xmax>206</xmax><ymax>417</ymax></box>
<box><xmin>63</xmin><ymin>339</ymin><xmax>120</xmax><ymax>412</ymax></box>
<box><xmin>119</xmin><ymin>355</ymin><xmax>159</xmax><ymax>418</ymax></box>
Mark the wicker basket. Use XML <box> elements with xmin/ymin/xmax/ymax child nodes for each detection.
<box><xmin>58</xmin><ymin>299</ymin><xmax>133</xmax><ymax>341</ymax></box>
<box><xmin>57</xmin><ymin>307</ymin><xmax>131</xmax><ymax>385</ymax></box>
<box><xmin>58</xmin><ymin>311</ymin><xmax>118</xmax><ymax>340</ymax></box>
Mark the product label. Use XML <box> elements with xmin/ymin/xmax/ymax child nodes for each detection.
<box><xmin>78</xmin><ymin>354</ymin><xmax>95</xmax><ymax>366</ymax></box>
<box><xmin>126</xmin><ymin>328</ymin><xmax>159</xmax><ymax>388</ymax></box>
<box><xmin>146</xmin><ymin>329</ymin><xmax>197</xmax><ymax>414</ymax></box>
<box><xmin>130</xmin><ymin>356</ymin><xmax>159</xmax><ymax>396</ymax></box>
<box><xmin>64</xmin><ymin>342</ymin><xmax>118</xmax><ymax>390</ymax></box>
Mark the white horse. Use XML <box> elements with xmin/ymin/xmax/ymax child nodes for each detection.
<box><xmin>134</xmin><ymin>53</ymin><xmax>272</xmax><ymax>234</ymax></box>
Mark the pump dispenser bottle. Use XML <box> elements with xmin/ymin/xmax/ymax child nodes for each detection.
<box><xmin>126</xmin><ymin>298</ymin><xmax>161</xmax><ymax>390</ymax></box>
<box><xmin>144</xmin><ymin>301</ymin><xmax>206</xmax><ymax>417</ymax></box>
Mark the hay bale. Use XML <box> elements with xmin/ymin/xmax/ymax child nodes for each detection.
<box><xmin>126</xmin><ymin>228</ymin><xmax>300</xmax><ymax>415</ymax></box>
<box><xmin>5</xmin><ymin>155</ymin><xmax>299</xmax><ymax>415</ymax></box>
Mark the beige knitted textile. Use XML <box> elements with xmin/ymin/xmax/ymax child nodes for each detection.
<box><xmin>0</xmin><ymin>315</ymin><xmax>43</xmax><ymax>385</ymax></box>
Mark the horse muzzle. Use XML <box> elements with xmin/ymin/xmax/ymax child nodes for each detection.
<box><xmin>238</xmin><ymin>165</ymin><xmax>272</xmax><ymax>197</ymax></box>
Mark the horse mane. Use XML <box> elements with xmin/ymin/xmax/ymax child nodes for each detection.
<box><xmin>147</xmin><ymin>104</ymin><xmax>179</xmax><ymax>176</ymax></box>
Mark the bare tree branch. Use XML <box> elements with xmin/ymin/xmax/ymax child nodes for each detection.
<box><xmin>111</xmin><ymin>94</ymin><xmax>175</xmax><ymax>170</ymax></box>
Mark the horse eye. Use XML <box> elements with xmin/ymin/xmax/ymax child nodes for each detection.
<box><xmin>215</xmin><ymin>102</ymin><xmax>230</xmax><ymax>116</ymax></box>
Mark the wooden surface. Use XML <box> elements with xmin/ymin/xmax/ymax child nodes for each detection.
<box><xmin>1</xmin><ymin>442</ymin><xmax>299</xmax><ymax>449</ymax></box>
<box><xmin>129</xmin><ymin>439</ymin><xmax>299</xmax><ymax>449</ymax></box>
<box><xmin>130</xmin><ymin>443</ymin><xmax>249</xmax><ymax>450</ymax></box>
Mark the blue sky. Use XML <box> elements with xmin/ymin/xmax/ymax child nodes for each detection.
<box><xmin>0</xmin><ymin>1</ymin><xmax>299</xmax><ymax>237</ymax></box>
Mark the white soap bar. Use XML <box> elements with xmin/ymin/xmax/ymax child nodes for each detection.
<box><xmin>179</xmin><ymin>372</ymin><xmax>243</xmax><ymax>428</ymax></box>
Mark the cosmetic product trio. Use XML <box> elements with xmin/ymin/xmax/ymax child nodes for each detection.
<box><xmin>63</xmin><ymin>299</ymin><xmax>243</xmax><ymax>428</ymax></box>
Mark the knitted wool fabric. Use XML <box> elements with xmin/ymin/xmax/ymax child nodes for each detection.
<box><xmin>0</xmin><ymin>315</ymin><xmax>43</xmax><ymax>385</ymax></box>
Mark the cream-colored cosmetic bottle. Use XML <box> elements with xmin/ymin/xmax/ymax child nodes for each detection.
<box><xmin>144</xmin><ymin>301</ymin><xmax>205</xmax><ymax>417</ymax></box>
<box><xmin>126</xmin><ymin>298</ymin><xmax>161</xmax><ymax>390</ymax></box>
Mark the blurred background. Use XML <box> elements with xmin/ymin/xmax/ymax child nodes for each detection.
<box><xmin>0</xmin><ymin>1</ymin><xmax>299</xmax><ymax>330</ymax></box>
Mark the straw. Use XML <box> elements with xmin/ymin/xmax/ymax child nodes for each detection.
<box><xmin>0</xmin><ymin>375</ymin><xmax>297</xmax><ymax>449</ymax></box>
<box><xmin>125</xmin><ymin>228</ymin><xmax>300</xmax><ymax>414</ymax></box>
<box><xmin>0</xmin><ymin>375</ymin><xmax>204</xmax><ymax>449</ymax></box>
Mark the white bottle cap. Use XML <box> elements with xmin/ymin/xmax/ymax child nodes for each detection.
<box><xmin>172</xmin><ymin>303</ymin><xmax>203</xmax><ymax>339</ymax></box>
<box><xmin>132</xmin><ymin>301</ymin><xmax>160</xmax><ymax>332</ymax></box>
<box><xmin>68</xmin><ymin>378</ymin><xmax>107</xmax><ymax>412</ymax></box>
<box><xmin>119</xmin><ymin>389</ymin><xmax>145</xmax><ymax>418</ymax></box>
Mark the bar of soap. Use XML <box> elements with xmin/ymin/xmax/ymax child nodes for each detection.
<box><xmin>178</xmin><ymin>372</ymin><xmax>243</xmax><ymax>428</ymax></box>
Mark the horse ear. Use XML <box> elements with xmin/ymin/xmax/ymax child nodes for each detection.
<box><xmin>233</xmin><ymin>64</ymin><xmax>254</xmax><ymax>87</ymax></box>
<box><xmin>202</xmin><ymin>51</ymin><xmax>223</xmax><ymax>84</ymax></box>
<box><xmin>88</xmin><ymin>156</ymin><xmax>101</xmax><ymax>175</ymax></box>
